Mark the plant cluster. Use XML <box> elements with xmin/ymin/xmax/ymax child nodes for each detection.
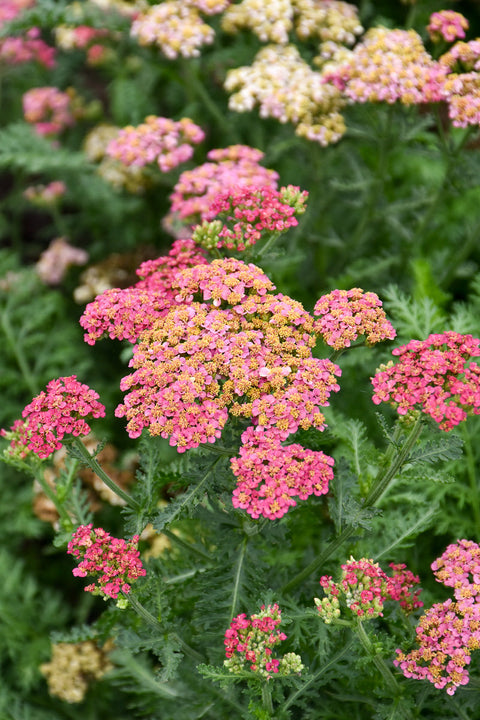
<box><xmin>3</xmin><ymin>1</ymin><xmax>480</xmax><ymax>719</ymax></box>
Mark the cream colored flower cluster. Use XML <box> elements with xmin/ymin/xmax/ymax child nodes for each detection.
<box><xmin>131</xmin><ymin>1</ymin><xmax>220</xmax><ymax>58</ymax></box>
<box><xmin>221</xmin><ymin>0</ymin><xmax>362</xmax><ymax>50</ymax></box>
<box><xmin>41</xmin><ymin>641</ymin><xmax>113</xmax><ymax>703</ymax></box>
<box><xmin>224</xmin><ymin>44</ymin><xmax>346</xmax><ymax>145</ymax></box>
<box><xmin>221</xmin><ymin>0</ymin><xmax>294</xmax><ymax>44</ymax></box>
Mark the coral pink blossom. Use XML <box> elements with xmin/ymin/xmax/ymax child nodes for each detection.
<box><xmin>231</xmin><ymin>426</ymin><xmax>334</xmax><ymax>520</ymax></box>
<box><xmin>1</xmin><ymin>376</ymin><xmax>105</xmax><ymax>459</ymax></box>
<box><xmin>395</xmin><ymin>540</ymin><xmax>480</xmax><ymax>695</ymax></box>
<box><xmin>371</xmin><ymin>331</ymin><xmax>480</xmax><ymax>430</ymax></box>
<box><xmin>67</xmin><ymin>524</ymin><xmax>146</xmax><ymax>600</ymax></box>
<box><xmin>313</xmin><ymin>288</ymin><xmax>396</xmax><ymax>350</ymax></box>
<box><xmin>23</xmin><ymin>86</ymin><xmax>74</xmax><ymax>136</ymax></box>
<box><xmin>427</xmin><ymin>11</ymin><xmax>469</xmax><ymax>44</ymax></box>
<box><xmin>106</xmin><ymin>116</ymin><xmax>204</xmax><ymax>172</ymax></box>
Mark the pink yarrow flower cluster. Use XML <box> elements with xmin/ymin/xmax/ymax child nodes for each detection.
<box><xmin>36</xmin><ymin>237</ymin><xmax>88</xmax><ymax>285</ymax></box>
<box><xmin>165</xmin><ymin>145</ymin><xmax>278</xmax><ymax>236</ymax></box>
<box><xmin>1</xmin><ymin>376</ymin><xmax>105</xmax><ymax>459</ymax></box>
<box><xmin>67</xmin><ymin>524</ymin><xmax>146</xmax><ymax>600</ymax></box>
<box><xmin>313</xmin><ymin>287</ymin><xmax>396</xmax><ymax>350</ymax></box>
<box><xmin>23</xmin><ymin>181</ymin><xmax>66</xmax><ymax>206</ymax></box>
<box><xmin>315</xmin><ymin>557</ymin><xmax>422</xmax><ymax>623</ymax></box>
<box><xmin>224</xmin><ymin>604</ymin><xmax>303</xmax><ymax>679</ymax></box>
<box><xmin>427</xmin><ymin>11</ymin><xmax>469</xmax><ymax>44</ymax></box>
<box><xmin>23</xmin><ymin>86</ymin><xmax>74</xmax><ymax>136</ymax></box>
<box><xmin>0</xmin><ymin>27</ymin><xmax>56</xmax><ymax>68</ymax></box>
<box><xmin>231</xmin><ymin>426</ymin><xmax>334</xmax><ymax>520</ymax></box>
<box><xmin>395</xmin><ymin>540</ymin><xmax>480</xmax><ymax>695</ymax></box>
<box><xmin>371</xmin><ymin>331</ymin><xmax>480</xmax><ymax>430</ymax></box>
<box><xmin>79</xmin><ymin>238</ymin><xmax>207</xmax><ymax>345</ymax></box>
<box><xmin>106</xmin><ymin>116</ymin><xmax>205</xmax><ymax>172</ymax></box>
<box><xmin>195</xmin><ymin>184</ymin><xmax>308</xmax><ymax>251</ymax></box>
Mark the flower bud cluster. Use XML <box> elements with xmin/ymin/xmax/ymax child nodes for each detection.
<box><xmin>41</xmin><ymin>640</ymin><xmax>113</xmax><ymax>703</ymax></box>
<box><xmin>196</xmin><ymin>184</ymin><xmax>308</xmax><ymax>251</ymax></box>
<box><xmin>23</xmin><ymin>86</ymin><xmax>75</xmax><ymax>136</ymax></box>
<box><xmin>224</xmin><ymin>44</ymin><xmax>346</xmax><ymax>146</ymax></box>
<box><xmin>395</xmin><ymin>540</ymin><xmax>480</xmax><ymax>695</ymax></box>
<box><xmin>427</xmin><ymin>11</ymin><xmax>469</xmax><ymax>44</ymax></box>
<box><xmin>313</xmin><ymin>287</ymin><xmax>396</xmax><ymax>350</ymax></box>
<box><xmin>1</xmin><ymin>376</ymin><xmax>105</xmax><ymax>459</ymax></box>
<box><xmin>67</xmin><ymin>523</ymin><xmax>146</xmax><ymax>600</ymax></box>
<box><xmin>224</xmin><ymin>604</ymin><xmax>303</xmax><ymax>679</ymax></box>
<box><xmin>131</xmin><ymin>2</ymin><xmax>217</xmax><ymax>59</ymax></box>
<box><xmin>315</xmin><ymin>557</ymin><xmax>422</xmax><ymax>623</ymax></box>
<box><xmin>106</xmin><ymin>115</ymin><xmax>204</xmax><ymax>172</ymax></box>
<box><xmin>371</xmin><ymin>331</ymin><xmax>480</xmax><ymax>431</ymax></box>
<box><xmin>166</xmin><ymin>144</ymin><xmax>279</xmax><ymax>234</ymax></box>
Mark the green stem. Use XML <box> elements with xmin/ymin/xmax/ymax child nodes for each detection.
<box><xmin>230</xmin><ymin>536</ymin><xmax>247</xmax><ymax>621</ymax></box>
<box><xmin>253</xmin><ymin>231</ymin><xmax>282</xmax><ymax>261</ymax></box>
<box><xmin>461</xmin><ymin>424</ymin><xmax>480</xmax><ymax>532</ymax></box>
<box><xmin>71</xmin><ymin>438</ymin><xmax>140</xmax><ymax>511</ymax></box>
<box><xmin>1</xmin><ymin>311</ymin><xmax>38</xmax><ymax>396</ymax></box>
<box><xmin>34</xmin><ymin>469</ymin><xmax>73</xmax><ymax>528</ymax></box>
<box><xmin>261</xmin><ymin>684</ymin><xmax>274</xmax><ymax>715</ymax></box>
<box><xmin>125</xmin><ymin>593</ymin><xmax>204</xmax><ymax>663</ymax></box>
<box><xmin>281</xmin><ymin>418</ymin><xmax>423</xmax><ymax>594</ymax></box>
<box><xmin>182</xmin><ymin>60</ymin><xmax>233</xmax><ymax>138</ymax></box>
<box><xmin>354</xmin><ymin>619</ymin><xmax>400</xmax><ymax>694</ymax></box>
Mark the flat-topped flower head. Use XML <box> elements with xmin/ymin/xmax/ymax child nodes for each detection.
<box><xmin>115</xmin><ymin>259</ymin><xmax>341</xmax><ymax>454</ymax></box>
<box><xmin>431</xmin><ymin>539</ymin><xmax>480</xmax><ymax>607</ymax></box>
<box><xmin>106</xmin><ymin>116</ymin><xmax>204</xmax><ymax>172</ymax></box>
<box><xmin>23</xmin><ymin>86</ymin><xmax>75</xmax><ymax>136</ymax></box>
<box><xmin>371</xmin><ymin>331</ymin><xmax>480</xmax><ymax>430</ymax></box>
<box><xmin>387</xmin><ymin>563</ymin><xmax>423</xmax><ymax>615</ymax></box>
<box><xmin>394</xmin><ymin>598</ymin><xmax>480</xmax><ymax>695</ymax></box>
<box><xmin>224</xmin><ymin>603</ymin><xmax>303</xmax><ymax>678</ymax></box>
<box><xmin>325</xmin><ymin>27</ymin><xmax>448</xmax><ymax>105</ymax></box>
<box><xmin>294</xmin><ymin>0</ymin><xmax>363</xmax><ymax>46</ymax></box>
<box><xmin>197</xmin><ymin>184</ymin><xmax>308</xmax><ymax>251</ymax></box>
<box><xmin>67</xmin><ymin>524</ymin><xmax>146</xmax><ymax>600</ymax></box>
<box><xmin>225</xmin><ymin>44</ymin><xmax>346</xmax><ymax>146</ymax></box>
<box><xmin>1</xmin><ymin>376</ymin><xmax>105</xmax><ymax>459</ymax></box>
<box><xmin>427</xmin><ymin>11</ymin><xmax>469</xmax><ymax>44</ymax></box>
<box><xmin>313</xmin><ymin>287</ymin><xmax>396</xmax><ymax>350</ymax></box>
<box><xmin>0</xmin><ymin>27</ymin><xmax>56</xmax><ymax>68</ymax></box>
<box><xmin>231</xmin><ymin>426</ymin><xmax>334</xmax><ymax>519</ymax></box>
<box><xmin>130</xmin><ymin>2</ymin><xmax>216</xmax><ymax>59</ymax></box>
<box><xmin>221</xmin><ymin>0</ymin><xmax>294</xmax><ymax>44</ymax></box>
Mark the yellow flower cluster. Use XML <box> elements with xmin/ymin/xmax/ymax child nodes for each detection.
<box><xmin>224</xmin><ymin>44</ymin><xmax>346</xmax><ymax>145</ymax></box>
<box><xmin>41</xmin><ymin>640</ymin><xmax>113</xmax><ymax>703</ymax></box>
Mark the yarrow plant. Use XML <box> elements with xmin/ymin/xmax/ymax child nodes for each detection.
<box><xmin>22</xmin><ymin>86</ymin><xmax>75</xmax><ymax>136</ymax></box>
<box><xmin>67</xmin><ymin>523</ymin><xmax>146</xmax><ymax>601</ymax></box>
<box><xmin>224</xmin><ymin>604</ymin><xmax>303</xmax><ymax>679</ymax></box>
